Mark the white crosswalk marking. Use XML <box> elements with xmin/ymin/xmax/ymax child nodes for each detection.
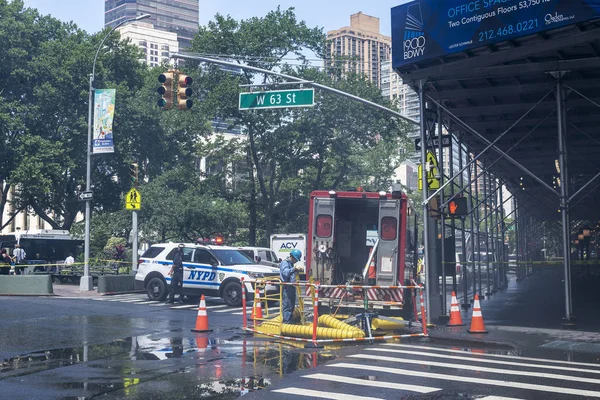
<box><xmin>206</xmin><ymin>305</ymin><xmax>228</xmax><ymax>309</ymax></box>
<box><xmin>369</xmin><ymin>346</ymin><xmax>600</xmax><ymax>375</ymax></box>
<box><xmin>479</xmin><ymin>397</ymin><xmax>524</xmax><ymax>400</ymax></box>
<box><xmin>329</xmin><ymin>363</ymin><xmax>600</xmax><ymax>398</ymax></box>
<box><xmin>352</xmin><ymin>353</ymin><xmax>600</xmax><ymax>385</ymax></box>
<box><xmin>261</xmin><ymin>341</ymin><xmax>600</xmax><ymax>399</ymax></box>
<box><xmin>384</xmin><ymin>343</ymin><xmax>600</xmax><ymax>368</ymax></box>
<box><xmin>302</xmin><ymin>373</ymin><xmax>441</xmax><ymax>394</ymax></box>
<box><xmin>272</xmin><ymin>387</ymin><xmax>384</xmax><ymax>400</ymax></box>
<box><xmin>171</xmin><ymin>304</ymin><xmax>197</xmax><ymax>309</ymax></box>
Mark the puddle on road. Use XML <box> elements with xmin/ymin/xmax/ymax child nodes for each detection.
<box><xmin>0</xmin><ymin>331</ymin><xmax>338</xmax><ymax>399</ymax></box>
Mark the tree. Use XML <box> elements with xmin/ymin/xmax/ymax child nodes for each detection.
<box><xmin>192</xmin><ymin>8</ymin><xmax>411</xmax><ymax>243</ymax></box>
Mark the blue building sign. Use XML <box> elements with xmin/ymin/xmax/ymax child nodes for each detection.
<box><xmin>392</xmin><ymin>0</ymin><xmax>600</xmax><ymax>69</ymax></box>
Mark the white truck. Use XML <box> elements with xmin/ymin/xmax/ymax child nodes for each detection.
<box><xmin>270</xmin><ymin>234</ymin><xmax>307</xmax><ymax>268</ymax></box>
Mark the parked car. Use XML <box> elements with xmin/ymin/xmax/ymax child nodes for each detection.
<box><xmin>135</xmin><ymin>243</ymin><xmax>280</xmax><ymax>306</ymax></box>
<box><xmin>236</xmin><ymin>247</ymin><xmax>280</xmax><ymax>268</ymax></box>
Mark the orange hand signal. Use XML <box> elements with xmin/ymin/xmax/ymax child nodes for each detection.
<box><xmin>449</xmin><ymin>201</ymin><xmax>458</xmax><ymax>214</ymax></box>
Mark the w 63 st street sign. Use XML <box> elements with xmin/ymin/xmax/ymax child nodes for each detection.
<box><xmin>239</xmin><ymin>89</ymin><xmax>314</xmax><ymax>110</ymax></box>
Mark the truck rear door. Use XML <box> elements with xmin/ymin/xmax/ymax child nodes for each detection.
<box><xmin>311</xmin><ymin>197</ymin><xmax>335</xmax><ymax>281</ymax></box>
<box><xmin>377</xmin><ymin>199</ymin><xmax>401</xmax><ymax>286</ymax></box>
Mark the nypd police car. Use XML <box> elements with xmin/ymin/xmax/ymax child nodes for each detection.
<box><xmin>135</xmin><ymin>243</ymin><xmax>281</xmax><ymax>306</ymax></box>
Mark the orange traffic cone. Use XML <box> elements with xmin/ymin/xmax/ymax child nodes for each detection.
<box><xmin>447</xmin><ymin>291</ymin><xmax>465</xmax><ymax>326</ymax></box>
<box><xmin>191</xmin><ymin>295</ymin><xmax>213</xmax><ymax>333</ymax></box>
<box><xmin>468</xmin><ymin>294</ymin><xmax>488</xmax><ymax>334</ymax></box>
<box><xmin>253</xmin><ymin>294</ymin><xmax>263</xmax><ymax>323</ymax></box>
<box><xmin>194</xmin><ymin>332</ymin><xmax>209</xmax><ymax>354</ymax></box>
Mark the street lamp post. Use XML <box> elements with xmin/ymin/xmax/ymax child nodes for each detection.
<box><xmin>80</xmin><ymin>14</ymin><xmax>151</xmax><ymax>291</ymax></box>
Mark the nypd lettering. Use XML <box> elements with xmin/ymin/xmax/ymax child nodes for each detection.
<box><xmin>188</xmin><ymin>271</ymin><xmax>216</xmax><ymax>281</ymax></box>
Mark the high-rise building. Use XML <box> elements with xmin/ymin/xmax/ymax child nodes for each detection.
<box><xmin>105</xmin><ymin>0</ymin><xmax>199</xmax><ymax>48</ymax></box>
<box><xmin>326</xmin><ymin>12</ymin><xmax>391</xmax><ymax>87</ymax></box>
<box><xmin>117</xmin><ymin>22</ymin><xmax>179</xmax><ymax>67</ymax></box>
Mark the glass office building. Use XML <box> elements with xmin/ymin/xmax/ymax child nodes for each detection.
<box><xmin>105</xmin><ymin>0</ymin><xmax>199</xmax><ymax>48</ymax></box>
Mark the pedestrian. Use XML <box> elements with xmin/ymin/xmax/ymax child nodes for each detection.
<box><xmin>1</xmin><ymin>248</ymin><xmax>13</xmax><ymax>275</ymax></box>
<box><xmin>12</xmin><ymin>244</ymin><xmax>26</xmax><ymax>265</ymax></box>
<box><xmin>279</xmin><ymin>248</ymin><xmax>302</xmax><ymax>323</ymax></box>
<box><xmin>166</xmin><ymin>244</ymin><xmax>185</xmax><ymax>304</ymax></box>
<box><xmin>65</xmin><ymin>254</ymin><xmax>75</xmax><ymax>265</ymax></box>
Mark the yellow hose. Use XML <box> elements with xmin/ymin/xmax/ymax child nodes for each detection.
<box><xmin>371</xmin><ymin>317</ymin><xmax>406</xmax><ymax>331</ymax></box>
<box><xmin>318</xmin><ymin>315</ymin><xmax>363</xmax><ymax>333</ymax></box>
<box><xmin>268</xmin><ymin>307</ymin><xmax>301</xmax><ymax>323</ymax></box>
<box><xmin>280</xmin><ymin>323</ymin><xmax>365</xmax><ymax>339</ymax></box>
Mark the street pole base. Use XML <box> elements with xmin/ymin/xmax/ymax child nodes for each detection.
<box><xmin>305</xmin><ymin>342</ymin><xmax>324</xmax><ymax>349</ymax></box>
<box><xmin>79</xmin><ymin>276</ymin><xmax>94</xmax><ymax>291</ymax></box>
<box><xmin>561</xmin><ymin>321</ymin><xmax>576</xmax><ymax>330</ymax></box>
<box><xmin>461</xmin><ymin>303</ymin><xmax>472</xmax><ymax>310</ymax></box>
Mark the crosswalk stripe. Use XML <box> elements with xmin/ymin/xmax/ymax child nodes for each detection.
<box><xmin>370</xmin><ymin>347</ymin><xmax>600</xmax><ymax>375</ymax></box>
<box><xmin>384</xmin><ymin>343</ymin><xmax>600</xmax><ymax>369</ymax></box>
<box><xmin>103</xmin><ymin>294</ymin><xmax>144</xmax><ymax>300</ymax></box>
<box><xmin>206</xmin><ymin>305</ymin><xmax>228</xmax><ymax>309</ymax></box>
<box><xmin>135</xmin><ymin>301</ymin><xmax>159</xmax><ymax>305</ymax></box>
<box><xmin>171</xmin><ymin>304</ymin><xmax>197</xmax><ymax>309</ymax></box>
<box><xmin>114</xmin><ymin>299</ymin><xmax>148</xmax><ymax>303</ymax></box>
<box><xmin>149</xmin><ymin>303</ymin><xmax>168</xmax><ymax>307</ymax></box>
<box><xmin>303</xmin><ymin>373</ymin><xmax>441</xmax><ymax>394</ymax></box>
<box><xmin>329</xmin><ymin>363</ymin><xmax>600</xmax><ymax>398</ymax></box>
<box><xmin>479</xmin><ymin>397</ymin><xmax>524</xmax><ymax>400</ymax></box>
<box><xmin>351</xmin><ymin>354</ymin><xmax>600</xmax><ymax>385</ymax></box>
<box><xmin>213</xmin><ymin>308</ymin><xmax>238</xmax><ymax>313</ymax></box>
<box><xmin>272</xmin><ymin>387</ymin><xmax>384</xmax><ymax>400</ymax></box>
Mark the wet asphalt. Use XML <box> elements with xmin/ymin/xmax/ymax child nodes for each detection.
<box><xmin>1</xmin><ymin>266</ymin><xmax>600</xmax><ymax>399</ymax></box>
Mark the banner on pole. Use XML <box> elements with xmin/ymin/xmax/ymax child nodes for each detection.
<box><xmin>92</xmin><ymin>89</ymin><xmax>116</xmax><ymax>154</ymax></box>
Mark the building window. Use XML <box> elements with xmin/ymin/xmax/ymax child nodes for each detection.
<box><xmin>161</xmin><ymin>45</ymin><xmax>170</xmax><ymax>51</ymax></box>
<box><xmin>138</xmin><ymin>41</ymin><xmax>147</xmax><ymax>47</ymax></box>
<box><xmin>161</xmin><ymin>51</ymin><xmax>170</xmax><ymax>57</ymax></box>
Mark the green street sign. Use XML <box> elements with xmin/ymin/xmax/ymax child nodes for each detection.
<box><xmin>239</xmin><ymin>89</ymin><xmax>314</xmax><ymax>110</ymax></box>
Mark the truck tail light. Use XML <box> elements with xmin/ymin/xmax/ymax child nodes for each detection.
<box><xmin>316</xmin><ymin>215</ymin><xmax>333</xmax><ymax>238</ymax></box>
<box><xmin>380</xmin><ymin>217</ymin><xmax>397</xmax><ymax>240</ymax></box>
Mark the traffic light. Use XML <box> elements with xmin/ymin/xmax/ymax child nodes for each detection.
<box><xmin>129</xmin><ymin>163</ymin><xmax>139</xmax><ymax>187</ymax></box>
<box><xmin>177</xmin><ymin>74</ymin><xmax>193</xmax><ymax>110</ymax></box>
<box><xmin>447</xmin><ymin>197</ymin><xmax>468</xmax><ymax>217</ymax></box>
<box><xmin>157</xmin><ymin>72</ymin><xmax>173</xmax><ymax>110</ymax></box>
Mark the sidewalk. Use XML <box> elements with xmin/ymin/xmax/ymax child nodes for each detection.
<box><xmin>52</xmin><ymin>283</ymin><xmax>103</xmax><ymax>298</ymax></box>
<box><xmin>427</xmin><ymin>266</ymin><xmax>600</xmax><ymax>352</ymax></box>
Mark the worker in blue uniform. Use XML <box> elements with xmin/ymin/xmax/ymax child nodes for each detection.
<box><xmin>280</xmin><ymin>249</ymin><xmax>302</xmax><ymax>323</ymax></box>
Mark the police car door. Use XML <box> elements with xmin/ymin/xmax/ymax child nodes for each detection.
<box><xmin>378</xmin><ymin>198</ymin><xmax>400</xmax><ymax>286</ymax></box>
<box><xmin>190</xmin><ymin>249</ymin><xmax>218</xmax><ymax>290</ymax></box>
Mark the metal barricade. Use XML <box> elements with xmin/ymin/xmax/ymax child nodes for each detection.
<box><xmin>241</xmin><ymin>279</ymin><xmax>428</xmax><ymax>347</ymax></box>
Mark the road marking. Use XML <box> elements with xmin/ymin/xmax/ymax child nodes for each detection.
<box><xmin>213</xmin><ymin>308</ymin><xmax>239</xmax><ymax>313</ymax></box>
<box><xmin>329</xmin><ymin>363</ymin><xmax>600</xmax><ymax>398</ymax></box>
<box><xmin>171</xmin><ymin>304</ymin><xmax>197</xmax><ymax>309</ymax></box>
<box><xmin>384</xmin><ymin>343</ymin><xmax>600</xmax><ymax>369</ymax></box>
<box><xmin>272</xmin><ymin>387</ymin><xmax>383</xmax><ymax>400</ymax></box>
<box><xmin>353</xmin><ymin>353</ymin><xmax>600</xmax><ymax>385</ymax></box>
<box><xmin>373</xmin><ymin>346</ymin><xmax>600</xmax><ymax>375</ymax></box>
<box><xmin>103</xmin><ymin>294</ymin><xmax>144</xmax><ymax>300</ymax></box>
<box><xmin>302</xmin><ymin>373</ymin><xmax>440</xmax><ymax>394</ymax></box>
<box><xmin>114</xmin><ymin>299</ymin><xmax>148</xmax><ymax>303</ymax></box>
<box><xmin>479</xmin><ymin>397</ymin><xmax>524</xmax><ymax>400</ymax></box>
<box><xmin>135</xmin><ymin>301</ymin><xmax>159</xmax><ymax>305</ymax></box>
<box><xmin>149</xmin><ymin>303</ymin><xmax>168</xmax><ymax>307</ymax></box>
<box><xmin>205</xmin><ymin>305</ymin><xmax>228</xmax><ymax>309</ymax></box>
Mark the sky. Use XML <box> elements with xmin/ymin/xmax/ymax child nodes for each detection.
<box><xmin>21</xmin><ymin>0</ymin><xmax>410</xmax><ymax>37</ymax></box>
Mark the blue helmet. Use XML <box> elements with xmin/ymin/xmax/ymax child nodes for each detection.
<box><xmin>290</xmin><ymin>249</ymin><xmax>302</xmax><ymax>262</ymax></box>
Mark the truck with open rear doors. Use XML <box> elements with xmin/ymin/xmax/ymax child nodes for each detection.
<box><xmin>307</xmin><ymin>189</ymin><xmax>417</xmax><ymax>314</ymax></box>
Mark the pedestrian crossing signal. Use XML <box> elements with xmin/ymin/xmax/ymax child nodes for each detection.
<box><xmin>447</xmin><ymin>197</ymin><xmax>468</xmax><ymax>217</ymax></box>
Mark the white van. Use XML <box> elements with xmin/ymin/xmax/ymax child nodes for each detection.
<box><xmin>135</xmin><ymin>243</ymin><xmax>280</xmax><ymax>306</ymax></box>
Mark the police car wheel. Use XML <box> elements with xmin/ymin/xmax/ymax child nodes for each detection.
<box><xmin>223</xmin><ymin>281</ymin><xmax>243</xmax><ymax>307</ymax></box>
<box><xmin>146</xmin><ymin>277</ymin><xmax>167</xmax><ymax>301</ymax></box>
